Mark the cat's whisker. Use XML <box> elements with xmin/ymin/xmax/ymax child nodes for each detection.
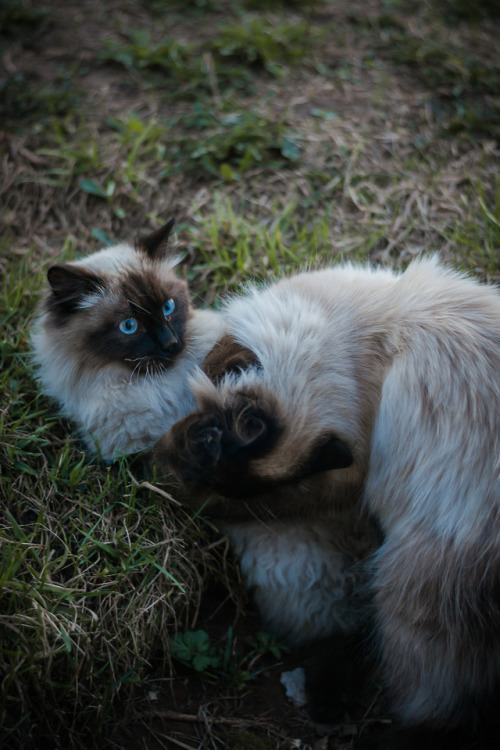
<box><xmin>242</xmin><ymin>502</ymin><xmax>279</xmax><ymax>532</ymax></box>
<box><xmin>127</xmin><ymin>357</ymin><xmax>145</xmax><ymax>383</ymax></box>
<box><xmin>128</xmin><ymin>299</ymin><xmax>152</xmax><ymax>315</ymax></box>
<box><xmin>189</xmin><ymin>291</ymin><xmax>207</xmax><ymax>306</ymax></box>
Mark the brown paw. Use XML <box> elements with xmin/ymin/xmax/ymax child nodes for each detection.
<box><xmin>152</xmin><ymin>395</ymin><xmax>283</xmax><ymax>497</ymax></box>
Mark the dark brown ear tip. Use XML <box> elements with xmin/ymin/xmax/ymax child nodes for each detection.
<box><xmin>203</xmin><ymin>334</ymin><xmax>262</xmax><ymax>385</ymax></box>
<box><xmin>134</xmin><ymin>217</ymin><xmax>177</xmax><ymax>260</ymax></box>
<box><xmin>47</xmin><ymin>263</ymin><xmax>65</xmax><ymax>281</ymax></box>
<box><xmin>46</xmin><ymin>263</ymin><xmax>77</xmax><ymax>292</ymax></box>
<box><xmin>304</xmin><ymin>434</ymin><xmax>354</xmax><ymax>478</ymax></box>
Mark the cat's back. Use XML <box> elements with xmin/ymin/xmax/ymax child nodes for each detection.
<box><xmin>392</xmin><ymin>256</ymin><xmax>500</xmax><ymax>337</ymax></box>
<box><xmin>222</xmin><ymin>262</ymin><xmax>399</xmax><ymax>369</ymax></box>
<box><xmin>366</xmin><ymin>258</ymin><xmax>500</xmax><ymax>534</ymax></box>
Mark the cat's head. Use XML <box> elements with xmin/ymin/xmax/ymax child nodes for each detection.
<box><xmin>43</xmin><ymin>219</ymin><xmax>192</xmax><ymax>375</ymax></box>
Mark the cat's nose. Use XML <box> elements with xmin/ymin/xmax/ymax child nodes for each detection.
<box><xmin>158</xmin><ymin>328</ymin><xmax>183</xmax><ymax>355</ymax></box>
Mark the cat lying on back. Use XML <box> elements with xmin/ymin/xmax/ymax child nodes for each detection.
<box><xmin>153</xmin><ymin>256</ymin><xmax>500</xmax><ymax>744</ymax></box>
<box><xmin>31</xmin><ymin>219</ymin><xmax>224</xmax><ymax>461</ymax></box>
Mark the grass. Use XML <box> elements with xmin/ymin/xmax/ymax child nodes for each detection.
<box><xmin>184</xmin><ymin>195</ymin><xmax>333</xmax><ymax>301</ymax></box>
<box><xmin>346</xmin><ymin>2</ymin><xmax>500</xmax><ymax>140</ymax></box>
<box><xmin>169</xmin><ymin>627</ymin><xmax>288</xmax><ymax>688</ymax></box>
<box><xmin>100</xmin><ymin>30</ymin><xmax>205</xmax><ymax>94</ymax></box>
<box><xmin>177</xmin><ymin>108</ymin><xmax>301</xmax><ymax>179</ymax></box>
<box><xmin>212</xmin><ymin>17</ymin><xmax>319</xmax><ymax>74</ymax></box>
<box><xmin>1</xmin><ymin>0</ymin><xmax>500</xmax><ymax>748</ymax></box>
<box><xmin>0</xmin><ymin>253</ymin><xmax>222</xmax><ymax>748</ymax></box>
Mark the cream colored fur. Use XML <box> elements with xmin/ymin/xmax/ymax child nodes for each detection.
<box><xmin>186</xmin><ymin>256</ymin><xmax>500</xmax><ymax>728</ymax></box>
<box><xmin>31</xmin><ymin>243</ymin><xmax>224</xmax><ymax>461</ymax></box>
<box><xmin>222</xmin><ymin>519</ymin><xmax>371</xmax><ymax>646</ymax></box>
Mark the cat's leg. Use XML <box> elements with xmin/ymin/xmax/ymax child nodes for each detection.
<box><xmin>301</xmin><ymin>629</ymin><xmax>374</xmax><ymax>724</ymax></box>
<box><xmin>223</xmin><ymin>520</ymin><xmax>367</xmax><ymax>645</ymax></box>
<box><xmin>224</xmin><ymin>519</ymin><xmax>375</xmax><ymax>722</ymax></box>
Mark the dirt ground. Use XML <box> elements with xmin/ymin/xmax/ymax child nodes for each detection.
<box><xmin>4</xmin><ymin>0</ymin><xmax>499</xmax><ymax>265</ymax></box>
<box><xmin>111</xmin><ymin>581</ymin><xmax>384</xmax><ymax>750</ymax></box>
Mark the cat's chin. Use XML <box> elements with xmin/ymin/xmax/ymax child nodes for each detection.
<box><xmin>123</xmin><ymin>355</ymin><xmax>181</xmax><ymax>377</ymax></box>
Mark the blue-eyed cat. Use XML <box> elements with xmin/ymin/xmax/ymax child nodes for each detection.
<box><xmin>31</xmin><ymin>219</ymin><xmax>223</xmax><ymax>461</ymax></box>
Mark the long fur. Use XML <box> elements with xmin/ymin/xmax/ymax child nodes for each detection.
<box><xmin>155</xmin><ymin>256</ymin><xmax>500</xmax><ymax>731</ymax></box>
<box><xmin>32</xmin><ymin>237</ymin><xmax>224</xmax><ymax>461</ymax></box>
<box><xmin>221</xmin><ymin>517</ymin><xmax>376</xmax><ymax>647</ymax></box>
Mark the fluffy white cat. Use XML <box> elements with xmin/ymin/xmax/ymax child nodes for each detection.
<box><xmin>31</xmin><ymin>220</ymin><xmax>224</xmax><ymax>461</ymax></box>
<box><xmin>156</xmin><ymin>256</ymin><xmax>500</xmax><ymax>736</ymax></box>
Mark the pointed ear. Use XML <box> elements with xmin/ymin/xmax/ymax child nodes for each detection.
<box><xmin>304</xmin><ymin>434</ymin><xmax>353</xmax><ymax>477</ymax></box>
<box><xmin>134</xmin><ymin>218</ymin><xmax>176</xmax><ymax>261</ymax></box>
<box><xmin>203</xmin><ymin>334</ymin><xmax>261</xmax><ymax>385</ymax></box>
<box><xmin>47</xmin><ymin>264</ymin><xmax>104</xmax><ymax>309</ymax></box>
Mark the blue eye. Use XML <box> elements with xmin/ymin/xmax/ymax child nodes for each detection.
<box><xmin>119</xmin><ymin>318</ymin><xmax>138</xmax><ymax>334</ymax></box>
<box><xmin>163</xmin><ymin>298</ymin><xmax>175</xmax><ymax>317</ymax></box>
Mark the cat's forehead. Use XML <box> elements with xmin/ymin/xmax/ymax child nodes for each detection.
<box><xmin>74</xmin><ymin>242</ymin><xmax>189</xmax><ymax>309</ymax></box>
<box><xmin>80</xmin><ymin>242</ymin><xmax>181</xmax><ymax>276</ymax></box>
<box><xmin>118</xmin><ymin>267</ymin><xmax>188</xmax><ymax>307</ymax></box>
<box><xmin>80</xmin><ymin>243</ymin><xmax>137</xmax><ymax>274</ymax></box>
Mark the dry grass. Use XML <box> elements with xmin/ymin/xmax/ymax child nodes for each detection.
<box><xmin>1</xmin><ymin>0</ymin><xmax>500</xmax><ymax>747</ymax></box>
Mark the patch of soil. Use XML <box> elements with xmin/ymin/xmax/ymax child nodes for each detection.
<box><xmin>112</xmin><ymin>582</ymin><xmax>388</xmax><ymax>750</ymax></box>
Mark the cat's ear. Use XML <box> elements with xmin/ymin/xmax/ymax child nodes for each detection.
<box><xmin>303</xmin><ymin>434</ymin><xmax>354</xmax><ymax>477</ymax></box>
<box><xmin>47</xmin><ymin>264</ymin><xmax>104</xmax><ymax>309</ymax></box>
<box><xmin>135</xmin><ymin>218</ymin><xmax>176</xmax><ymax>261</ymax></box>
<box><xmin>203</xmin><ymin>334</ymin><xmax>261</xmax><ymax>385</ymax></box>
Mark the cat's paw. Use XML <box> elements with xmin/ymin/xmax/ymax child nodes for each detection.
<box><xmin>301</xmin><ymin>632</ymin><xmax>374</xmax><ymax>725</ymax></box>
<box><xmin>152</xmin><ymin>393</ymin><xmax>283</xmax><ymax>497</ymax></box>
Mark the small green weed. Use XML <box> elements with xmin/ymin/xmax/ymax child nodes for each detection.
<box><xmin>170</xmin><ymin>627</ymin><xmax>288</xmax><ymax>688</ymax></box>
<box><xmin>0</xmin><ymin>71</ymin><xmax>80</xmax><ymax>125</ymax></box>
<box><xmin>170</xmin><ymin>629</ymin><xmax>221</xmax><ymax>673</ymax></box>
<box><xmin>170</xmin><ymin>105</ymin><xmax>300</xmax><ymax>180</ymax></box>
<box><xmin>100</xmin><ymin>30</ymin><xmax>207</xmax><ymax>94</ymax></box>
<box><xmin>212</xmin><ymin>18</ymin><xmax>317</xmax><ymax>76</ymax></box>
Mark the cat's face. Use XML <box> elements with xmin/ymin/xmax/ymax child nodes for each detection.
<box><xmin>43</xmin><ymin>219</ymin><xmax>192</xmax><ymax>375</ymax></box>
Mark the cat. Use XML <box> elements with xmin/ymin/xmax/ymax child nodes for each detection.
<box><xmin>152</xmin><ymin>256</ymin><xmax>500</xmax><ymax>741</ymax></box>
<box><xmin>31</xmin><ymin>219</ymin><xmax>224</xmax><ymax>462</ymax></box>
